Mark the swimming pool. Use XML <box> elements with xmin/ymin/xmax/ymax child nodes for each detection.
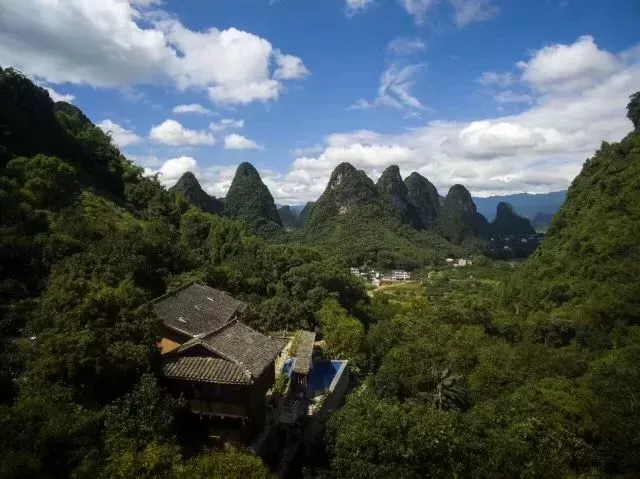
<box><xmin>307</xmin><ymin>360</ymin><xmax>347</xmax><ymax>397</ymax></box>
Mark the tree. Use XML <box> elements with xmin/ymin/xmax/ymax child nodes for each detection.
<box><xmin>628</xmin><ymin>91</ymin><xmax>640</xmax><ymax>131</ymax></box>
<box><xmin>317</xmin><ymin>299</ymin><xmax>365</xmax><ymax>368</ymax></box>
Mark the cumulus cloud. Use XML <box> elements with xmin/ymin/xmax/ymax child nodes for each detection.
<box><xmin>517</xmin><ymin>35</ymin><xmax>621</xmax><ymax>93</ymax></box>
<box><xmin>209</xmin><ymin>119</ymin><xmax>244</xmax><ymax>132</ymax></box>
<box><xmin>345</xmin><ymin>0</ymin><xmax>375</xmax><ymax>17</ymax></box>
<box><xmin>224</xmin><ymin>134</ymin><xmax>260</xmax><ymax>150</ymax></box>
<box><xmin>97</xmin><ymin>120</ymin><xmax>142</xmax><ymax>147</ymax></box>
<box><xmin>0</xmin><ymin>0</ymin><xmax>308</xmax><ymax>105</ymax></box>
<box><xmin>149</xmin><ymin>119</ymin><xmax>215</xmax><ymax>146</ymax></box>
<box><xmin>145</xmin><ymin>156</ymin><xmax>198</xmax><ymax>186</ymax></box>
<box><xmin>172</xmin><ymin>104</ymin><xmax>214</xmax><ymax>115</ymax></box>
<box><xmin>274</xmin><ymin>50</ymin><xmax>310</xmax><ymax>80</ymax></box>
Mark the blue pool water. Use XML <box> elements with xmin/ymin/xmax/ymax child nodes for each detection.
<box><xmin>307</xmin><ymin>361</ymin><xmax>343</xmax><ymax>396</ymax></box>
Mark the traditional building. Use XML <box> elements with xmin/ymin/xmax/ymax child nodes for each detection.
<box><xmin>152</xmin><ymin>283</ymin><xmax>286</xmax><ymax>440</ymax></box>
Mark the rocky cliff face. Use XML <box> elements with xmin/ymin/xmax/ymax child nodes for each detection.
<box><xmin>438</xmin><ymin>184</ymin><xmax>488</xmax><ymax>243</ymax></box>
<box><xmin>170</xmin><ymin>171</ymin><xmax>224</xmax><ymax>214</ymax></box>
<box><xmin>404</xmin><ymin>172</ymin><xmax>440</xmax><ymax>228</ymax></box>
<box><xmin>223</xmin><ymin>162</ymin><xmax>281</xmax><ymax>227</ymax></box>
<box><xmin>490</xmin><ymin>202</ymin><xmax>535</xmax><ymax>235</ymax></box>
<box><xmin>376</xmin><ymin>165</ymin><xmax>413</xmax><ymax>224</ymax></box>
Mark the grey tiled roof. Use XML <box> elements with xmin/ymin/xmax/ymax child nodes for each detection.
<box><xmin>162</xmin><ymin>356</ymin><xmax>251</xmax><ymax>384</ymax></box>
<box><xmin>202</xmin><ymin>321</ymin><xmax>285</xmax><ymax>377</ymax></box>
<box><xmin>293</xmin><ymin>331</ymin><xmax>316</xmax><ymax>374</ymax></box>
<box><xmin>152</xmin><ymin>283</ymin><xmax>247</xmax><ymax>337</ymax></box>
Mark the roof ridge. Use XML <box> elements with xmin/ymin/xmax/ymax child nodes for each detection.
<box><xmin>150</xmin><ymin>281</ymin><xmax>195</xmax><ymax>305</ymax></box>
<box><xmin>201</xmin><ymin>320</ymin><xmax>256</xmax><ymax>380</ymax></box>
<box><xmin>182</xmin><ymin>321</ymin><xmax>251</xmax><ymax>381</ymax></box>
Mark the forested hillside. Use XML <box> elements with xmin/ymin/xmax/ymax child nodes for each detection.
<box><xmin>3</xmin><ymin>63</ymin><xmax>639</xmax><ymax>479</ymax></box>
<box><xmin>490</xmin><ymin>202</ymin><xmax>535</xmax><ymax>235</ymax></box>
<box><xmin>310</xmin><ymin>93</ymin><xmax>640</xmax><ymax>478</ymax></box>
<box><xmin>224</xmin><ymin>162</ymin><xmax>283</xmax><ymax>237</ymax></box>
<box><xmin>301</xmin><ymin>163</ymin><xmax>476</xmax><ymax>268</ymax></box>
<box><xmin>0</xmin><ymin>68</ymin><xmax>364</xmax><ymax>478</ymax></box>
<box><xmin>170</xmin><ymin>171</ymin><xmax>224</xmax><ymax>214</ymax></box>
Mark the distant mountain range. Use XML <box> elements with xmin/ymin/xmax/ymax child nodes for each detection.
<box><xmin>473</xmin><ymin>191</ymin><xmax>567</xmax><ymax>221</ymax></box>
<box><xmin>172</xmin><ymin>162</ymin><xmax>550</xmax><ymax>265</ymax></box>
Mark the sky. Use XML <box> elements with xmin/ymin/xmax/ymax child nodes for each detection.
<box><xmin>0</xmin><ymin>0</ymin><xmax>638</xmax><ymax>204</ymax></box>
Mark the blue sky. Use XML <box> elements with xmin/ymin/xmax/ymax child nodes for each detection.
<box><xmin>1</xmin><ymin>0</ymin><xmax>638</xmax><ymax>203</ymax></box>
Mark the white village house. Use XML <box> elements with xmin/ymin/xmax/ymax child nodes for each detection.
<box><xmin>392</xmin><ymin>270</ymin><xmax>411</xmax><ymax>280</ymax></box>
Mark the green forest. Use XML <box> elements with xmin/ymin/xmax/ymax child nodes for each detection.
<box><xmin>1</xmin><ymin>65</ymin><xmax>640</xmax><ymax>478</ymax></box>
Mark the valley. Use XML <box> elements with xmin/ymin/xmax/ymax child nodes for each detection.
<box><xmin>1</xmin><ymin>66</ymin><xmax>640</xmax><ymax>479</ymax></box>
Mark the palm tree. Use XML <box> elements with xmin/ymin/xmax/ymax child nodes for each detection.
<box><xmin>435</xmin><ymin>367</ymin><xmax>471</xmax><ymax>412</ymax></box>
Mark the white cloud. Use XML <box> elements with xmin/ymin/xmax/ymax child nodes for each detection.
<box><xmin>43</xmin><ymin>85</ymin><xmax>75</xmax><ymax>103</ymax></box>
<box><xmin>97</xmin><ymin>120</ymin><xmax>142</xmax><ymax>147</ymax></box>
<box><xmin>350</xmin><ymin>63</ymin><xmax>426</xmax><ymax>111</ymax></box>
<box><xmin>172</xmin><ymin>104</ymin><xmax>214</xmax><ymax>115</ymax></box>
<box><xmin>273</xmin><ymin>38</ymin><xmax>640</xmax><ymax>201</ymax></box>
<box><xmin>517</xmin><ymin>35</ymin><xmax>621</xmax><ymax>93</ymax></box>
<box><xmin>224</xmin><ymin>134</ymin><xmax>260</xmax><ymax>150</ymax></box>
<box><xmin>160</xmin><ymin>20</ymin><xmax>308</xmax><ymax>105</ymax></box>
<box><xmin>387</xmin><ymin>37</ymin><xmax>427</xmax><ymax>55</ymax></box>
<box><xmin>0</xmin><ymin>0</ymin><xmax>308</xmax><ymax>106</ymax></box>
<box><xmin>134</xmin><ymin>37</ymin><xmax>638</xmax><ymax>204</ymax></box>
<box><xmin>398</xmin><ymin>0</ymin><xmax>436</xmax><ymax>24</ymax></box>
<box><xmin>477</xmin><ymin>71</ymin><xmax>515</xmax><ymax>87</ymax></box>
<box><xmin>209</xmin><ymin>118</ymin><xmax>245</xmax><ymax>132</ymax></box>
<box><xmin>274</xmin><ymin>50</ymin><xmax>310</xmax><ymax>80</ymax></box>
<box><xmin>149</xmin><ymin>119</ymin><xmax>215</xmax><ymax>146</ymax></box>
<box><xmin>449</xmin><ymin>0</ymin><xmax>500</xmax><ymax>27</ymax></box>
<box><xmin>345</xmin><ymin>0</ymin><xmax>375</xmax><ymax>17</ymax></box>
<box><xmin>145</xmin><ymin>156</ymin><xmax>198</xmax><ymax>186</ymax></box>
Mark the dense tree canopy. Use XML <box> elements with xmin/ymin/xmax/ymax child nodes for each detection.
<box><xmin>0</xmin><ymin>68</ymin><xmax>360</xmax><ymax>478</ymax></box>
<box><xmin>2</xmin><ymin>66</ymin><xmax>639</xmax><ymax>479</ymax></box>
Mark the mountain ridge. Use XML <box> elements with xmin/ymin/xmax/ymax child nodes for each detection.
<box><xmin>170</xmin><ymin>171</ymin><xmax>224</xmax><ymax>214</ymax></box>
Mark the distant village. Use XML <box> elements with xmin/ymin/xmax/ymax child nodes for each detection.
<box><xmin>350</xmin><ymin>256</ymin><xmax>479</xmax><ymax>287</ymax></box>
<box><xmin>350</xmin><ymin>267</ymin><xmax>411</xmax><ymax>287</ymax></box>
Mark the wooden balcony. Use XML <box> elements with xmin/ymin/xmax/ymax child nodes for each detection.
<box><xmin>188</xmin><ymin>399</ymin><xmax>247</xmax><ymax>419</ymax></box>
